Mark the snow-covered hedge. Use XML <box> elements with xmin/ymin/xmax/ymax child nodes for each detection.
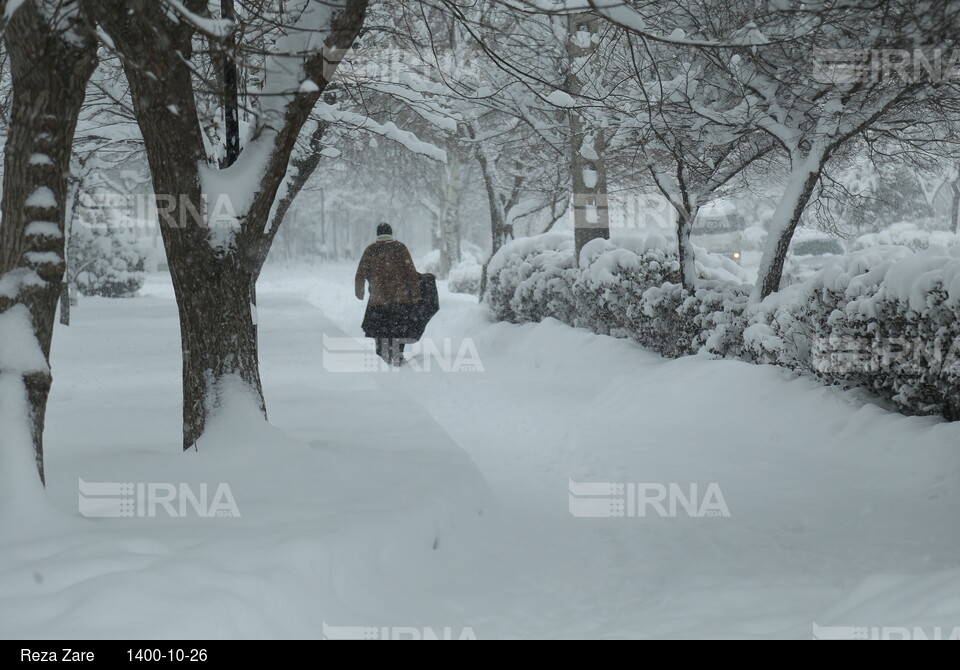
<box><xmin>486</xmin><ymin>233</ymin><xmax>960</xmax><ymax>420</ymax></box>
<box><xmin>487</xmin><ymin>233</ymin><xmax>750</xmax><ymax>358</ymax></box>
<box><xmin>486</xmin><ymin>232</ymin><xmax>578</xmax><ymax>325</ymax></box>
<box><xmin>745</xmin><ymin>246</ymin><xmax>960</xmax><ymax>420</ymax></box>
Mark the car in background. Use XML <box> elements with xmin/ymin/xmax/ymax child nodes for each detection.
<box><xmin>783</xmin><ymin>229</ymin><xmax>847</xmax><ymax>285</ymax></box>
<box><xmin>691</xmin><ymin>200</ymin><xmax>745</xmax><ymax>264</ymax></box>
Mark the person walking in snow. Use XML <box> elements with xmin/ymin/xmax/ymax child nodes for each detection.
<box><xmin>355</xmin><ymin>223</ymin><xmax>422</xmax><ymax>366</ymax></box>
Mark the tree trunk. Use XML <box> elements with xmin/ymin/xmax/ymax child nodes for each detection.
<box><xmin>220</xmin><ymin>0</ymin><xmax>241</xmax><ymax>167</ymax></box>
<box><xmin>59</xmin><ymin>283</ymin><xmax>71</xmax><ymax>327</ymax></box>
<box><xmin>677</xmin><ymin>207</ymin><xmax>699</xmax><ymax>291</ymax></box>
<box><xmin>951</xmin><ymin>178</ymin><xmax>960</xmax><ymax>235</ymax></box>
<box><xmin>438</xmin><ymin>150</ymin><xmax>462</xmax><ymax>278</ymax></box>
<box><xmin>175</xmin><ymin>261</ymin><xmax>263</xmax><ymax>448</ymax></box>
<box><xmin>0</xmin><ymin>2</ymin><xmax>98</xmax><ymax>482</ymax></box>
<box><xmin>754</xmin><ymin>166</ymin><xmax>823</xmax><ymax>301</ymax></box>
<box><xmin>92</xmin><ymin>0</ymin><xmax>368</xmax><ymax>449</ymax></box>
<box><xmin>571</xmin><ymin>123</ymin><xmax>610</xmax><ymax>262</ymax></box>
<box><xmin>475</xmin><ymin>143</ymin><xmax>511</xmax><ymax>257</ymax></box>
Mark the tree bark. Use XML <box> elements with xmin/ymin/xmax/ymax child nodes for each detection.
<box><xmin>571</xmin><ymin>123</ymin><xmax>610</xmax><ymax>262</ymax></box>
<box><xmin>754</xmin><ymin>167</ymin><xmax>823</xmax><ymax>301</ymax></box>
<box><xmin>58</xmin><ymin>283</ymin><xmax>71</xmax><ymax>327</ymax></box>
<box><xmin>677</xmin><ymin>207</ymin><xmax>699</xmax><ymax>291</ymax></box>
<box><xmin>220</xmin><ymin>0</ymin><xmax>241</xmax><ymax>168</ymax></box>
<box><xmin>951</xmin><ymin>177</ymin><xmax>960</xmax><ymax>235</ymax></box>
<box><xmin>0</xmin><ymin>1</ymin><xmax>98</xmax><ymax>482</ymax></box>
<box><xmin>438</xmin><ymin>149</ymin><xmax>463</xmax><ymax>278</ymax></box>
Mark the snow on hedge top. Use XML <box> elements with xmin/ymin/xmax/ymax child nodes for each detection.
<box><xmin>489</xmin><ymin>231</ymin><xmax>749</xmax><ymax>286</ymax></box>
<box><xmin>487</xmin><ymin>232</ymin><xmax>574</xmax><ymax>275</ymax></box>
<box><xmin>760</xmin><ymin>244</ymin><xmax>960</xmax><ymax>313</ymax></box>
<box><xmin>876</xmin><ymin>246</ymin><xmax>960</xmax><ymax>309</ymax></box>
<box><xmin>579</xmin><ymin>236</ymin><xmax>671</xmax><ymax>283</ymax></box>
<box><xmin>0</xmin><ymin>305</ymin><xmax>49</xmax><ymax>374</ymax></box>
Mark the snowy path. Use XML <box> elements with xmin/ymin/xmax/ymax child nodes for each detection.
<box><xmin>2</xmin><ymin>264</ymin><xmax>959</xmax><ymax>639</ymax></box>
<box><xmin>258</xmin><ymin>264</ymin><xmax>960</xmax><ymax>638</ymax></box>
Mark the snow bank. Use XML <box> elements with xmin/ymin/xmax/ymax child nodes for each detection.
<box><xmin>0</xmin><ymin>300</ymin><xmax>492</xmax><ymax>638</ymax></box>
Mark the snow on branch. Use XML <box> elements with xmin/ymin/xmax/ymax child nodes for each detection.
<box><xmin>498</xmin><ymin>0</ymin><xmax>771</xmax><ymax>47</ymax></box>
<box><xmin>162</xmin><ymin>0</ymin><xmax>233</xmax><ymax>39</ymax></box>
<box><xmin>3</xmin><ymin>0</ymin><xmax>26</xmax><ymax>21</ymax></box>
<box><xmin>314</xmin><ymin>103</ymin><xmax>448</xmax><ymax>162</ymax></box>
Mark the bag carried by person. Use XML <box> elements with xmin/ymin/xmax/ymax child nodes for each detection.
<box><xmin>361</xmin><ymin>273</ymin><xmax>438</xmax><ymax>341</ymax></box>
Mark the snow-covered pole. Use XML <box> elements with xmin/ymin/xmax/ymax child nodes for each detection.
<box><xmin>567</xmin><ymin>13</ymin><xmax>609</xmax><ymax>263</ymax></box>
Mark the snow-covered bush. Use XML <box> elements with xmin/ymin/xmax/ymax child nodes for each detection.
<box><xmin>486</xmin><ymin>232</ymin><xmax>577</xmax><ymax>324</ymax></box>
<box><xmin>69</xmin><ymin>210</ymin><xmax>146</xmax><ymax>298</ymax></box>
<box><xmin>487</xmin><ymin>233</ymin><xmax>960</xmax><ymax>421</ymax></box>
<box><xmin>742</xmin><ymin>245</ymin><xmax>960</xmax><ymax>419</ymax></box>
<box><xmin>447</xmin><ymin>260</ymin><xmax>483</xmax><ymax>295</ymax></box>
<box><xmin>488</xmin><ymin>233</ymin><xmax>748</xmax><ymax>358</ymax></box>
<box><xmin>572</xmin><ymin>236</ymin><xmax>687</xmax><ymax>355</ymax></box>
<box><xmin>419</xmin><ymin>249</ymin><xmax>442</xmax><ymax>275</ymax></box>
<box><xmin>820</xmin><ymin>249</ymin><xmax>958</xmax><ymax>418</ymax></box>
<box><xmin>680</xmin><ymin>282</ymin><xmax>752</xmax><ymax>358</ymax></box>
<box><xmin>420</xmin><ymin>241</ymin><xmax>487</xmax><ymax>284</ymax></box>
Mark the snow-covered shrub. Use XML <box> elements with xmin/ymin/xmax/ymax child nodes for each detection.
<box><xmin>419</xmin><ymin>249</ymin><xmax>441</xmax><ymax>275</ymax></box>
<box><xmin>680</xmin><ymin>282</ymin><xmax>752</xmax><ymax>358</ymax></box>
<box><xmin>447</xmin><ymin>260</ymin><xmax>483</xmax><ymax>295</ymax></box>
<box><xmin>487</xmin><ymin>232</ymin><xmax>960</xmax><ymax>421</ymax></box>
<box><xmin>816</xmin><ymin>248</ymin><xmax>960</xmax><ymax>419</ymax></box>
<box><xmin>572</xmin><ymin>236</ymin><xmax>682</xmax><ymax>344</ymax></box>
<box><xmin>69</xmin><ymin>210</ymin><xmax>146</xmax><ymax>298</ymax></box>
<box><xmin>420</xmin><ymin>241</ymin><xmax>487</xmax><ymax>283</ymax></box>
<box><xmin>746</xmin><ymin>246</ymin><xmax>960</xmax><ymax>419</ymax></box>
<box><xmin>486</xmin><ymin>233</ymin><xmax>577</xmax><ymax>324</ymax></box>
<box><xmin>488</xmin><ymin>233</ymin><xmax>747</xmax><ymax>358</ymax></box>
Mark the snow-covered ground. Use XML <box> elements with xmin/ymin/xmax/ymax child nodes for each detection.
<box><xmin>2</xmin><ymin>262</ymin><xmax>959</xmax><ymax>639</ymax></box>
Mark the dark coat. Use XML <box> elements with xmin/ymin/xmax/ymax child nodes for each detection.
<box><xmin>355</xmin><ymin>237</ymin><xmax>422</xmax><ymax>307</ymax></box>
<box><xmin>356</xmin><ymin>237</ymin><xmax>424</xmax><ymax>339</ymax></box>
